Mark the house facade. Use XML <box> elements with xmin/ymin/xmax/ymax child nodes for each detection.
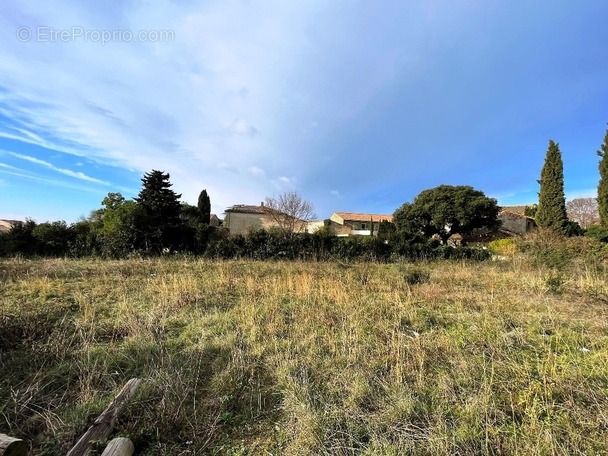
<box><xmin>307</xmin><ymin>212</ymin><xmax>393</xmax><ymax>236</ymax></box>
<box><xmin>209</xmin><ymin>214</ymin><xmax>222</xmax><ymax>227</ymax></box>
<box><xmin>223</xmin><ymin>204</ymin><xmax>306</xmax><ymax>235</ymax></box>
<box><xmin>498</xmin><ymin>210</ymin><xmax>536</xmax><ymax>234</ymax></box>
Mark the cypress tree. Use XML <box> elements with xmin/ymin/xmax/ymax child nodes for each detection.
<box><xmin>597</xmin><ymin>126</ymin><xmax>608</xmax><ymax>227</ymax></box>
<box><xmin>197</xmin><ymin>189</ymin><xmax>211</xmax><ymax>225</ymax></box>
<box><xmin>536</xmin><ymin>140</ymin><xmax>568</xmax><ymax>233</ymax></box>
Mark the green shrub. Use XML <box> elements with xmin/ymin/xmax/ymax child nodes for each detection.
<box><xmin>519</xmin><ymin>228</ymin><xmax>608</xmax><ymax>269</ymax></box>
<box><xmin>488</xmin><ymin>238</ymin><xmax>516</xmax><ymax>256</ymax></box>
<box><xmin>401</xmin><ymin>267</ymin><xmax>430</xmax><ymax>285</ymax></box>
<box><xmin>545</xmin><ymin>273</ymin><xmax>565</xmax><ymax>294</ymax></box>
<box><xmin>585</xmin><ymin>225</ymin><xmax>608</xmax><ymax>243</ymax></box>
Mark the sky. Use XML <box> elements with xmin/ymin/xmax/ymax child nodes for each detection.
<box><xmin>1</xmin><ymin>1</ymin><xmax>607</xmax><ymax>223</ymax></box>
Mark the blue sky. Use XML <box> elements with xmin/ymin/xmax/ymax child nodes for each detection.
<box><xmin>1</xmin><ymin>1</ymin><xmax>607</xmax><ymax>222</ymax></box>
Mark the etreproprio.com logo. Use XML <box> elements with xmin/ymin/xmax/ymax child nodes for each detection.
<box><xmin>17</xmin><ymin>26</ymin><xmax>175</xmax><ymax>45</ymax></box>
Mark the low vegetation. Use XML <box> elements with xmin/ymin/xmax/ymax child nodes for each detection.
<box><xmin>1</xmin><ymin>238</ymin><xmax>607</xmax><ymax>455</ymax></box>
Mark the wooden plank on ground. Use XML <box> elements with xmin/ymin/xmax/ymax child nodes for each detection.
<box><xmin>0</xmin><ymin>433</ymin><xmax>28</xmax><ymax>456</ymax></box>
<box><xmin>66</xmin><ymin>378</ymin><xmax>141</xmax><ymax>456</ymax></box>
<box><xmin>100</xmin><ymin>437</ymin><xmax>134</xmax><ymax>456</ymax></box>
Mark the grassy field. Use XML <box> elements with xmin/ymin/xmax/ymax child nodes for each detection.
<box><xmin>1</xmin><ymin>254</ymin><xmax>607</xmax><ymax>455</ymax></box>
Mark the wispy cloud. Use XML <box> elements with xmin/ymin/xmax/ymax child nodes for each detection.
<box><xmin>0</xmin><ymin>162</ymin><xmax>20</xmax><ymax>171</ymax></box>
<box><xmin>5</xmin><ymin>151</ymin><xmax>109</xmax><ymax>185</ymax></box>
<box><xmin>271</xmin><ymin>176</ymin><xmax>297</xmax><ymax>190</ymax></box>
<box><xmin>248</xmin><ymin>166</ymin><xmax>265</xmax><ymax>176</ymax></box>
<box><xmin>0</xmin><ymin>1</ymin><xmax>606</xmax><ymax>221</ymax></box>
<box><xmin>0</xmin><ymin>168</ymin><xmax>101</xmax><ymax>193</ymax></box>
<box><xmin>0</xmin><ymin>1</ymin><xmax>329</xmax><ymax>214</ymax></box>
<box><xmin>232</xmin><ymin>119</ymin><xmax>259</xmax><ymax>137</ymax></box>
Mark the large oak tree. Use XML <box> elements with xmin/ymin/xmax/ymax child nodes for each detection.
<box><xmin>393</xmin><ymin>185</ymin><xmax>500</xmax><ymax>243</ymax></box>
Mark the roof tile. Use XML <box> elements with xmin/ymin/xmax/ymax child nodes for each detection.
<box><xmin>334</xmin><ymin>212</ymin><xmax>393</xmax><ymax>223</ymax></box>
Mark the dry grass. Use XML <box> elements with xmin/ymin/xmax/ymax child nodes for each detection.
<box><xmin>0</xmin><ymin>255</ymin><xmax>607</xmax><ymax>455</ymax></box>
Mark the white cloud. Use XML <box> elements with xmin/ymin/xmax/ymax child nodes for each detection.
<box><xmin>249</xmin><ymin>166</ymin><xmax>265</xmax><ymax>176</ymax></box>
<box><xmin>0</xmin><ymin>1</ymin><xmax>326</xmax><ymax>213</ymax></box>
<box><xmin>271</xmin><ymin>175</ymin><xmax>297</xmax><ymax>190</ymax></box>
<box><xmin>330</xmin><ymin>189</ymin><xmax>340</xmax><ymax>197</ymax></box>
<box><xmin>0</xmin><ymin>1</ymin><xmax>428</xmax><ymax>219</ymax></box>
<box><xmin>6</xmin><ymin>151</ymin><xmax>109</xmax><ymax>185</ymax></box>
<box><xmin>0</xmin><ymin>168</ymin><xmax>101</xmax><ymax>193</ymax></box>
<box><xmin>0</xmin><ymin>162</ymin><xmax>20</xmax><ymax>171</ymax></box>
<box><xmin>232</xmin><ymin>119</ymin><xmax>259</xmax><ymax>137</ymax></box>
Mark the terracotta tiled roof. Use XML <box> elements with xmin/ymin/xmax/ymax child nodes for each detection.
<box><xmin>499</xmin><ymin>210</ymin><xmax>534</xmax><ymax>220</ymax></box>
<box><xmin>225</xmin><ymin>204</ymin><xmax>267</xmax><ymax>214</ymax></box>
<box><xmin>500</xmin><ymin>205</ymin><xmax>527</xmax><ymax>215</ymax></box>
<box><xmin>334</xmin><ymin>212</ymin><xmax>393</xmax><ymax>223</ymax></box>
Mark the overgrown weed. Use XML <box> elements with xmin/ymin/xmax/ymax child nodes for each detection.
<box><xmin>0</xmin><ymin>255</ymin><xmax>607</xmax><ymax>454</ymax></box>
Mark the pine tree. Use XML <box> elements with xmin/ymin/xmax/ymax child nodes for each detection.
<box><xmin>135</xmin><ymin>170</ymin><xmax>182</xmax><ymax>252</ymax></box>
<box><xmin>597</xmin><ymin>126</ymin><xmax>608</xmax><ymax>227</ymax></box>
<box><xmin>536</xmin><ymin>140</ymin><xmax>568</xmax><ymax>233</ymax></box>
<box><xmin>197</xmin><ymin>189</ymin><xmax>211</xmax><ymax>225</ymax></box>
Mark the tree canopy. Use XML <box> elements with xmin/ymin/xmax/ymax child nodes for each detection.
<box><xmin>135</xmin><ymin>170</ymin><xmax>183</xmax><ymax>252</ymax></box>
<box><xmin>393</xmin><ymin>185</ymin><xmax>500</xmax><ymax>242</ymax></box>
<box><xmin>566</xmin><ymin>198</ymin><xmax>599</xmax><ymax>229</ymax></box>
<box><xmin>264</xmin><ymin>191</ymin><xmax>316</xmax><ymax>234</ymax></box>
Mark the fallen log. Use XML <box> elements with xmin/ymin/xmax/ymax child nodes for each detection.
<box><xmin>66</xmin><ymin>378</ymin><xmax>141</xmax><ymax>456</ymax></box>
<box><xmin>0</xmin><ymin>433</ymin><xmax>28</xmax><ymax>456</ymax></box>
<box><xmin>100</xmin><ymin>437</ymin><xmax>134</xmax><ymax>456</ymax></box>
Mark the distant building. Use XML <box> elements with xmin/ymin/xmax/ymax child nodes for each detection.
<box><xmin>308</xmin><ymin>212</ymin><xmax>393</xmax><ymax>237</ymax></box>
<box><xmin>223</xmin><ymin>203</ymin><xmax>306</xmax><ymax>235</ymax></box>
<box><xmin>209</xmin><ymin>214</ymin><xmax>222</xmax><ymax>227</ymax></box>
<box><xmin>0</xmin><ymin>219</ymin><xmax>20</xmax><ymax>233</ymax></box>
<box><xmin>500</xmin><ymin>205</ymin><xmax>527</xmax><ymax>215</ymax></box>
<box><xmin>498</xmin><ymin>210</ymin><xmax>536</xmax><ymax>234</ymax></box>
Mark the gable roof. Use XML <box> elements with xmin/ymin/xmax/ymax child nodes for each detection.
<box><xmin>333</xmin><ymin>212</ymin><xmax>393</xmax><ymax>223</ymax></box>
<box><xmin>225</xmin><ymin>204</ymin><xmax>267</xmax><ymax>214</ymax></box>
<box><xmin>500</xmin><ymin>205</ymin><xmax>527</xmax><ymax>215</ymax></box>
<box><xmin>499</xmin><ymin>210</ymin><xmax>535</xmax><ymax>221</ymax></box>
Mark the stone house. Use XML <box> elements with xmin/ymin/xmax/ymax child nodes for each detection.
<box><xmin>209</xmin><ymin>214</ymin><xmax>222</xmax><ymax>227</ymax></box>
<box><xmin>223</xmin><ymin>203</ymin><xmax>306</xmax><ymax>236</ymax></box>
<box><xmin>498</xmin><ymin>210</ymin><xmax>536</xmax><ymax>235</ymax></box>
<box><xmin>307</xmin><ymin>212</ymin><xmax>393</xmax><ymax>237</ymax></box>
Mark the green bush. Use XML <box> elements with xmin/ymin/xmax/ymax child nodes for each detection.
<box><xmin>585</xmin><ymin>225</ymin><xmax>608</xmax><ymax>243</ymax></box>
<box><xmin>488</xmin><ymin>238</ymin><xmax>516</xmax><ymax>255</ymax></box>
<box><xmin>519</xmin><ymin>228</ymin><xmax>608</xmax><ymax>269</ymax></box>
<box><xmin>545</xmin><ymin>273</ymin><xmax>565</xmax><ymax>294</ymax></box>
<box><xmin>401</xmin><ymin>267</ymin><xmax>430</xmax><ymax>285</ymax></box>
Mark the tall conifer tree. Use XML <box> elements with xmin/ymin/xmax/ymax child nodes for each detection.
<box><xmin>597</xmin><ymin>126</ymin><xmax>608</xmax><ymax>227</ymax></box>
<box><xmin>536</xmin><ymin>140</ymin><xmax>568</xmax><ymax>233</ymax></box>
<box><xmin>197</xmin><ymin>189</ymin><xmax>211</xmax><ymax>225</ymax></box>
<box><xmin>135</xmin><ymin>170</ymin><xmax>182</xmax><ymax>252</ymax></box>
